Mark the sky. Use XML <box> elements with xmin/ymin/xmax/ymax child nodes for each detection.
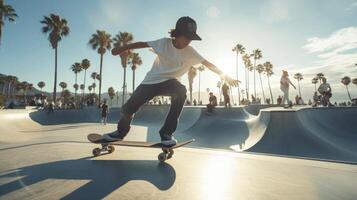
<box><xmin>1</xmin><ymin>0</ymin><xmax>357</xmax><ymax>103</ymax></box>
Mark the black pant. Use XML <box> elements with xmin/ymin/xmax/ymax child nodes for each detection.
<box><xmin>117</xmin><ymin>79</ymin><xmax>187</xmax><ymax>138</ymax></box>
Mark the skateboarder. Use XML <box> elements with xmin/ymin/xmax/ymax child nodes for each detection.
<box><xmin>222</xmin><ymin>82</ymin><xmax>231</xmax><ymax>108</ymax></box>
<box><xmin>101</xmin><ymin>100</ymin><xmax>109</xmax><ymax>125</ymax></box>
<box><xmin>103</xmin><ymin>16</ymin><xmax>239</xmax><ymax>146</ymax></box>
<box><xmin>280</xmin><ymin>70</ymin><xmax>296</xmax><ymax>106</ymax></box>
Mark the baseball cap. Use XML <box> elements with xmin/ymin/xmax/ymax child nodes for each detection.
<box><xmin>175</xmin><ymin>16</ymin><xmax>201</xmax><ymax>40</ymax></box>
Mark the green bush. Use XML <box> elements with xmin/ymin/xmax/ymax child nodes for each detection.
<box><xmin>0</xmin><ymin>94</ymin><xmax>5</xmax><ymax>107</ymax></box>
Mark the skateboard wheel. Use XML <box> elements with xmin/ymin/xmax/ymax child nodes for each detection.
<box><xmin>158</xmin><ymin>152</ymin><xmax>167</xmax><ymax>162</ymax></box>
<box><xmin>167</xmin><ymin>149</ymin><xmax>174</xmax><ymax>159</ymax></box>
<box><xmin>92</xmin><ymin>148</ymin><xmax>101</xmax><ymax>157</ymax></box>
<box><xmin>108</xmin><ymin>145</ymin><xmax>115</xmax><ymax>153</ymax></box>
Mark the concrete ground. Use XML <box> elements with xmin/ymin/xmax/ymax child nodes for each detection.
<box><xmin>1</xmin><ymin>106</ymin><xmax>357</xmax><ymax>200</ymax></box>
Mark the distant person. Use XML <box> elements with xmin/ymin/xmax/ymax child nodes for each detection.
<box><xmin>277</xmin><ymin>95</ymin><xmax>282</xmax><ymax>105</ymax></box>
<box><xmin>48</xmin><ymin>101</ymin><xmax>54</xmax><ymax>114</ymax></box>
<box><xmin>298</xmin><ymin>97</ymin><xmax>304</xmax><ymax>105</ymax></box>
<box><xmin>318</xmin><ymin>77</ymin><xmax>332</xmax><ymax>106</ymax></box>
<box><xmin>251</xmin><ymin>94</ymin><xmax>256</xmax><ymax>103</ymax></box>
<box><xmin>101</xmin><ymin>100</ymin><xmax>109</xmax><ymax>125</ymax></box>
<box><xmin>102</xmin><ymin>16</ymin><xmax>239</xmax><ymax>147</ymax></box>
<box><xmin>295</xmin><ymin>95</ymin><xmax>299</xmax><ymax>105</ymax></box>
<box><xmin>312</xmin><ymin>92</ymin><xmax>319</xmax><ymax>107</ymax></box>
<box><xmin>207</xmin><ymin>92</ymin><xmax>218</xmax><ymax>113</ymax></box>
<box><xmin>280</xmin><ymin>70</ymin><xmax>296</xmax><ymax>106</ymax></box>
<box><xmin>193</xmin><ymin>99</ymin><xmax>197</xmax><ymax>106</ymax></box>
<box><xmin>308</xmin><ymin>99</ymin><xmax>312</xmax><ymax>105</ymax></box>
<box><xmin>221</xmin><ymin>82</ymin><xmax>231</xmax><ymax>108</ymax></box>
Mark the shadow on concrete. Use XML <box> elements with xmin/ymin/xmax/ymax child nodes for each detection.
<box><xmin>0</xmin><ymin>157</ymin><xmax>176</xmax><ymax>199</ymax></box>
<box><xmin>0</xmin><ymin>141</ymin><xmax>90</xmax><ymax>151</ymax></box>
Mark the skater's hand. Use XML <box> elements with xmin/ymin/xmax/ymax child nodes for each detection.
<box><xmin>223</xmin><ymin>75</ymin><xmax>240</xmax><ymax>87</ymax></box>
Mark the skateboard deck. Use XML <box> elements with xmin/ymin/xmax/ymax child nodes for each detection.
<box><xmin>87</xmin><ymin>133</ymin><xmax>195</xmax><ymax>162</ymax></box>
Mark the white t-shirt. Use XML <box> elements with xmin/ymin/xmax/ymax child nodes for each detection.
<box><xmin>141</xmin><ymin>37</ymin><xmax>205</xmax><ymax>84</ymax></box>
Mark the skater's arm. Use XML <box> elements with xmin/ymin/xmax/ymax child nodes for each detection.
<box><xmin>288</xmin><ymin>79</ymin><xmax>296</xmax><ymax>89</ymax></box>
<box><xmin>202</xmin><ymin>60</ymin><xmax>240</xmax><ymax>87</ymax></box>
<box><xmin>111</xmin><ymin>42</ymin><xmax>149</xmax><ymax>56</ymax></box>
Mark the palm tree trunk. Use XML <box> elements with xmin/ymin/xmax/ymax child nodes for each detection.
<box><xmin>267</xmin><ymin>75</ymin><xmax>274</xmax><ymax>104</ymax></box>
<box><xmin>298</xmin><ymin>80</ymin><xmax>302</xmax><ymax>98</ymax></box>
<box><xmin>7</xmin><ymin>82</ymin><xmax>12</xmax><ymax>98</ymax></box>
<box><xmin>198</xmin><ymin>72</ymin><xmax>201</xmax><ymax>103</ymax></box>
<box><xmin>83</xmin><ymin>70</ymin><xmax>87</xmax><ymax>98</ymax></box>
<box><xmin>235</xmin><ymin>52</ymin><xmax>240</xmax><ymax>105</ymax></box>
<box><xmin>1</xmin><ymin>82</ymin><xmax>6</xmax><ymax>95</ymax></box>
<box><xmin>132</xmin><ymin>69</ymin><xmax>135</xmax><ymax>92</ymax></box>
<box><xmin>75</xmin><ymin>73</ymin><xmax>77</xmax><ymax>97</ymax></box>
<box><xmin>53</xmin><ymin>47</ymin><xmax>58</xmax><ymax>101</ymax></box>
<box><xmin>247</xmin><ymin>69</ymin><xmax>250</xmax><ymax>100</ymax></box>
<box><xmin>189</xmin><ymin>81</ymin><xmax>193</xmax><ymax>103</ymax></box>
<box><xmin>259</xmin><ymin>74</ymin><xmax>266</xmax><ymax>103</ymax></box>
<box><xmin>346</xmin><ymin>86</ymin><xmax>352</xmax><ymax>101</ymax></box>
<box><xmin>98</xmin><ymin>53</ymin><xmax>104</xmax><ymax>104</ymax></box>
<box><xmin>122</xmin><ymin>66</ymin><xmax>127</xmax><ymax>106</ymax></box>
<box><xmin>253</xmin><ymin>59</ymin><xmax>256</xmax><ymax>99</ymax></box>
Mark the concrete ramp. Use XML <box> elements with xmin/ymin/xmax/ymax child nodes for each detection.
<box><xmin>24</xmin><ymin>105</ymin><xmax>357</xmax><ymax>162</ymax></box>
<box><xmin>247</xmin><ymin>107</ymin><xmax>357</xmax><ymax>162</ymax></box>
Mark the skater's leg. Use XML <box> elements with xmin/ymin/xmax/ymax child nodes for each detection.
<box><xmin>158</xmin><ymin>80</ymin><xmax>187</xmax><ymax>145</ymax></box>
<box><xmin>103</xmin><ymin>84</ymin><xmax>157</xmax><ymax>141</ymax></box>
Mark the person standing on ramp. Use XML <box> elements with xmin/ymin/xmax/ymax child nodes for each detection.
<box><xmin>103</xmin><ymin>16</ymin><xmax>239</xmax><ymax>147</ymax></box>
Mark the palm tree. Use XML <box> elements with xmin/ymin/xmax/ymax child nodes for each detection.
<box><xmin>88</xmin><ymin>85</ymin><xmax>93</xmax><ymax>94</ymax></box>
<box><xmin>341</xmin><ymin>76</ymin><xmax>352</xmax><ymax>101</ymax></box>
<box><xmin>20</xmin><ymin>81</ymin><xmax>28</xmax><ymax>104</ymax></box>
<box><xmin>5</xmin><ymin>75</ymin><xmax>13</xmax><ymax>97</ymax></box>
<box><xmin>80</xmin><ymin>84</ymin><xmax>85</xmax><ymax>97</ymax></box>
<box><xmin>316</xmin><ymin>73</ymin><xmax>325</xmax><ymax>84</ymax></box>
<box><xmin>73</xmin><ymin>83</ymin><xmax>79</xmax><ymax>96</ymax></box>
<box><xmin>41</xmin><ymin>14</ymin><xmax>69</xmax><ymax>101</ymax></box>
<box><xmin>59</xmin><ymin>82</ymin><xmax>67</xmax><ymax>92</ymax></box>
<box><xmin>70</xmin><ymin>62</ymin><xmax>82</xmax><ymax>96</ymax></box>
<box><xmin>187</xmin><ymin>66</ymin><xmax>197</xmax><ymax>103</ymax></box>
<box><xmin>232</xmin><ymin>44</ymin><xmax>245</xmax><ymax>104</ymax></box>
<box><xmin>0</xmin><ymin>75</ymin><xmax>6</xmax><ymax>95</ymax></box>
<box><xmin>81</xmin><ymin>58</ymin><xmax>90</xmax><ymax>97</ymax></box>
<box><xmin>197</xmin><ymin>65</ymin><xmax>205</xmax><ymax>103</ymax></box>
<box><xmin>129</xmin><ymin>52</ymin><xmax>142</xmax><ymax>92</ymax></box>
<box><xmin>108</xmin><ymin>87</ymin><xmax>115</xmax><ymax>106</ymax></box>
<box><xmin>90</xmin><ymin>72</ymin><xmax>97</xmax><ymax>93</ymax></box>
<box><xmin>256</xmin><ymin>64</ymin><xmax>266</xmax><ymax>103</ymax></box>
<box><xmin>0</xmin><ymin>0</ymin><xmax>18</xmax><ymax>45</ymax></box>
<box><xmin>88</xmin><ymin>30</ymin><xmax>112</xmax><ymax>104</ymax></box>
<box><xmin>242</xmin><ymin>54</ymin><xmax>252</xmax><ymax>100</ymax></box>
<box><xmin>263</xmin><ymin>62</ymin><xmax>274</xmax><ymax>104</ymax></box>
<box><xmin>294</xmin><ymin>73</ymin><xmax>303</xmax><ymax>98</ymax></box>
<box><xmin>251</xmin><ymin>49</ymin><xmax>262</xmax><ymax>99</ymax></box>
<box><xmin>37</xmin><ymin>81</ymin><xmax>45</xmax><ymax>92</ymax></box>
<box><xmin>312</xmin><ymin>77</ymin><xmax>318</xmax><ymax>92</ymax></box>
<box><xmin>113</xmin><ymin>32</ymin><xmax>133</xmax><ymax>106</ymax></box>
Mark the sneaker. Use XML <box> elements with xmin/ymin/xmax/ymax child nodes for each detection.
<box><xmin>160</xmin><ymin>134</ymin><xmax>178</xmax><ymax>147</ymax></box>
<box><xmin>102</xmin><ymin>131</ymin><xmax>124</xmax><ymax>142</ymax></box>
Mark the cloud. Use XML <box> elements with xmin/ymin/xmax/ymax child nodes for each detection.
<box><xmin>260</xmin><ymin>0</ymin><xmax>290</xmax><ymax>23</ymax></box>
<box><xmin>345</xmin><ymin>1</ymin><xmax>357</xmax><ymax>10</ymax></box>
<box><xmin>303</xmin><ymin>27</ymin><xmax>357</xmax><ymax>53</ymax></box>
<box><xmin>301</xmin><ymin>26</ymin><xmax>357</xmax><ymax>96</ymax></box>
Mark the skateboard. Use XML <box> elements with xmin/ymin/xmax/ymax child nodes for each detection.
<box><xmin>87</xmin><ymin>133</ymin><xmax>195</xmax><ymax>162</ymax></box>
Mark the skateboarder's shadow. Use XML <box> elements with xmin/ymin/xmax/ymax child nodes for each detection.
<box><xmin>0</xmin><ymin>157</ymin><xmax>176</xmax><ymax>199</ymax></box>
